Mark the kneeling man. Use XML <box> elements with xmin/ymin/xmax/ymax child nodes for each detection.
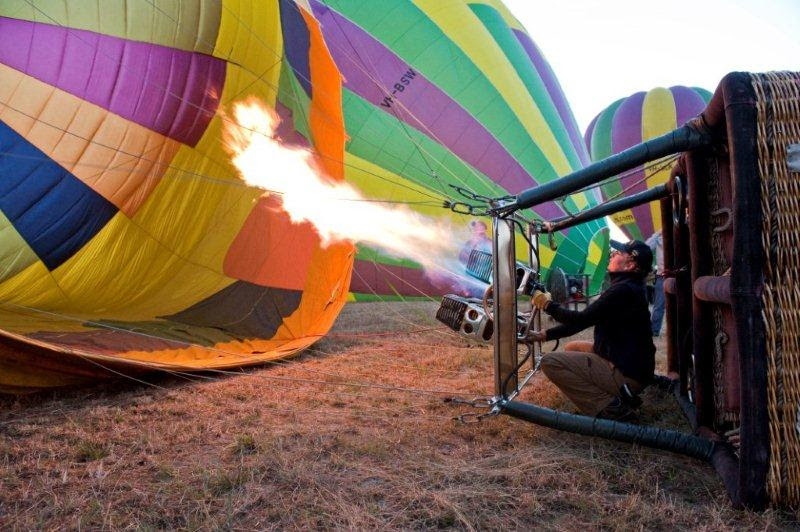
<box><xmin>530</xmin><ymin>240</ymin><xmax>656</xmax><ymax>422</ymax></box>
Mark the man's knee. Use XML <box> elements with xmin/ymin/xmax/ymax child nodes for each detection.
<box><xmin>541</xmin><ymin>352</ymin><xmax>567</xmax><ymax>374</ymax></box>
<box><xmin>541</xmin><ymin>352</ymin><xmax>585</xmax><ymax>386</ymax></box>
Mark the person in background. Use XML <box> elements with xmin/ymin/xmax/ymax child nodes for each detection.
<box><xmin>528</xmin><ymin>240</ymin><xmax>656</xmax><ymax>422</ymax></box>
<box><xmin>458</xmin><ymin>219</ymin><xmax>491</xmax><ymax>265</ymax></box>
<box><xmin>646</xmin><ymin>229</ymin><xmax>665</xmax><ymax>337</ymax></box>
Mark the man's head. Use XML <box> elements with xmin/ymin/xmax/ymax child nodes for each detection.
<box><xmin>609</xmin><ymin>240</ymin><xmax>653</xmax><ymax>276</ymax></box>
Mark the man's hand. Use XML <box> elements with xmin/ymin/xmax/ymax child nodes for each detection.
<box><xmin>526</xmin><ymin>330</ymin><xmax>547</xmax><ymax>342</ymax></box>
<box><xmin>532</xmin><ymin>290</ymin><xmax>552</xmax><ymax>310</ymax></box>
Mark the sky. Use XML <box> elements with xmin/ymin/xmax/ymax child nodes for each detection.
<box><xmin>504</xmin><ymin>0</ymin><xmax>800</xmax><ymax>240</ymax></box>
<box><xmin>505</xmin><ymin>0</ymin><xmax>800</xmax><ymax>132</ymax></box>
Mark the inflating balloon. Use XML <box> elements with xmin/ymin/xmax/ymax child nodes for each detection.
<box><xmin>306</xmin><ymin>0</ymin><xmax>609</xmax><ymax>298</ymax></box>
<box><xmin>0</xmin><ymin>1</ymin><xmax>359</xmax><ymax>391</ymax></box>
<box><xmin>0</xmin><ymin>0</ymin><xmax>607</xmax><ymax>391</ymax></box>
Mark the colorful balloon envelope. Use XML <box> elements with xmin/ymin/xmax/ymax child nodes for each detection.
<box><xmin>584</xmin><ymin>86</ymin><xmax>712</xmax><ymax>241</ymax></box>
<box><xmin>304</xmin><ymin>0</ymin><xmax>609</xmax><ymax>298</ymax></box>
<box><xmin>0</xmin><ymin>0</ymin><xmax>606</xmax><ymax>392</ymax></box>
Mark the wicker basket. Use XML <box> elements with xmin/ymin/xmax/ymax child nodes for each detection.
<box><xmin>661</xmin><ymin>71</ymin><xmax>800</xmax><ymax>508</ymax></box>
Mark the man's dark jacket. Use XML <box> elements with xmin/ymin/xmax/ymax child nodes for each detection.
<box><xmin>544</xmin><ymin>271</ymin><xmax>656</xmax><ymax>384</ymax></box>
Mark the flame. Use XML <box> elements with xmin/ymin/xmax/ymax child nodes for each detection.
<box><xmin>224</xmin><ymin>98</ymin><xmax>481</xmax><ymax>289</ymax></box>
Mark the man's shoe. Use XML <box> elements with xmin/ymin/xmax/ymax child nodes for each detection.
<box><xmin>619</xmin><ymin>383</ymin><xmax>643</xmax><ymax>409</ymax></box>
<box><xmin>596</xmin><ymin>397</ymin><xmax>639</xmax><ymax>424</ymax></box>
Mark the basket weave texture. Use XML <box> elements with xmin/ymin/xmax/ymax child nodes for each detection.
<box><xmin>755</xmin><ymin>71</ymin><xmax>800</xmax><ymax>506</ymax></box>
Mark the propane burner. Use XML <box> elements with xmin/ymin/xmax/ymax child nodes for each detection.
<box><xmin>515</xmin><ymin>264</ymin><xmax>546</xmax><ymax>296</ymax></box>
<box><xmin>436</xmin><ymin>295</ymin><xmax>494</xmax><ymax>342</ymax></box>
<box><xmin>466</xmin><ymin>249</ymin><xmax>492</xmax><ymax>284</ymax></box>
<box><xmin>465</xmin><ymin>249</ymin><xmax>544</xmax><ymax>296</ymax></box>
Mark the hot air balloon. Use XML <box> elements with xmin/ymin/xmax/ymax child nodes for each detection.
<box><xmin>0</xmin><ymin>1</ymin><xmax>355</xmax><ymax>392</ymax></box>
<box><xmin>302</xmin><ymin>0</ymin><xmax>609</xmax><ymax>298</ymax></box>
<box><xmin>0</xmin><ymin>0</ymin><xmax>606</xmax><ymax>392</ymax></box>
<box><xmin>584</xmin><ymin>86</ymin><xmax>712</xmax><ymax>240</ymax></box>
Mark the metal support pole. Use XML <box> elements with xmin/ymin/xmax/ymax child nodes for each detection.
<box><xmin>510</xmin><ymin>124</ymin><xmax>711</xmax><ymax>212</ymax></box>
<box><xmin>546</xmin><ymin>185</ymin><xmax>670</xmax><ymax>233</ymax></box>
<box><xmin>661</xmin><ymin>195</ymin><xmax>678</xmax><ymax>377</ymax></box>
<box><xmin>492</xmin><ymin>216</ymin><xmax>518</xmax><ymax>397</ymax></box>
<box><xmin>528</xmin><ymin>223</ymin><xmax>542</xmax><ymax>373</ymax></box>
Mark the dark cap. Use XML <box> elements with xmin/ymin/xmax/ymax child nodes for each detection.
<box><xmin>610</xmin><ymin>239</ymin><xmax>653</xmax><ymax>273</ymax></box>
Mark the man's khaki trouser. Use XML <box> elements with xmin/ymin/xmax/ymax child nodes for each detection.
<box><xmin>541</xmin><ymin>340</ymin><xmax>641</xmax><ymax>416</ymax></box>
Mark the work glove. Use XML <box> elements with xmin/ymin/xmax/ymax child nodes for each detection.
<box><xmin>532</xmin><ymin>290</ymin><xmax>552</xmax><ymax>310</ymax></box>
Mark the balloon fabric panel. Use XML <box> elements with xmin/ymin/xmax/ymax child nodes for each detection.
<box><xmin>0</xmin><ymin>121</ymin><xmax>118</xmax><ymax>270</ymax></box>
<box><xmin>0</xmin><ymin>0</ymin><xmax>222</xmax><ymax>55</ymax></box>
<box><xmin>0</xmin><ymin>17</ymin><xmax>226</xmax><ymax>146</ymax></box>
<box><xmin>469</xmin><ymin>4</ymin><xmax>583</xmax><ymax>173</ymax></box>
<box><xmin>409</xmin><ymin>0</ymin><xmax>572</xmax><ymax>177</ymax></box>
<box><xmin>0</xmin><ymin>64</ymin><xmax>180</xmax><ymax>217</ymax></box>
<box><xmin>0</xmin><ymin>211</ymin><xmax>38</xmax><ymax>282</ymax></box>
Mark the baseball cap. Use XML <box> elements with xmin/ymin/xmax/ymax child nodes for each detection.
<box><xmin>610</xmin><ymin>239</ymin><xmax>653</xmax><ymax>273</ymax></box>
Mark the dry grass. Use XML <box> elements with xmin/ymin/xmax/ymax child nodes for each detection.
<box><xmin>0</xmin><ymin>301</ymin><xmax>797</xmax><ymax>530</ymax></box>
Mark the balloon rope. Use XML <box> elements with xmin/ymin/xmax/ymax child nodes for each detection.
<box><xmin>568</xmin><ymin>154</ymin><xmax>680</xmax><ymax>199</ymax></box>
<box><xmin>21</xmin><ymin>0</ymin><xmax>605</xmax><ymax>260</ymax></box>
<box><xmin>0</xmin><ymin>113</ymin><xmax>443</xmax><ymax>207</ymax></box>
<box><xmin>16</xmin><ymin>0</ymin><xmax>613</xmax><ymax>330</ymax></box>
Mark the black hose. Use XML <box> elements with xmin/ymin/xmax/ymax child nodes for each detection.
<box><xmin>501</xmin><ymin>400</ymin><xmax>715</xmax><ymax>461</ymax></box>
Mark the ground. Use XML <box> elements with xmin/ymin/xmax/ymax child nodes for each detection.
<box><xmin>0</xmin><ymin>301</ymin><xmax>797</xmax><ymax>530</ymax></box>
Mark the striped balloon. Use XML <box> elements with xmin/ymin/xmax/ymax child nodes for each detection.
<box><xmin>304</xmin><ymin>0</ymin><xmax>609</xmax><ymax>299</ymax></box>
<box><xmin>0</xmin><ymin>1</ymin><xmax>353</xmax><ymax>391</ymax></box>
<box><xmin>584</xmin><ymin>86</ymin><xmax>712</xmax><ymax>241</ymax></box>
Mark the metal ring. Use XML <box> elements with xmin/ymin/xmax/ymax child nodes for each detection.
<box><xmin>711</xmin><ymin>207</ymin><xmax>733</xmax><ymax>233</ymax></box>
<box><xmin>672</xmin><ymin>175</ymin><xmax>687</xmax><ymax>227</ymax></box>
<box><xmin>449</xmin><ymin>202</ymin><xmax>475</xmax><ymax>215</ymax></box>
<box><xmin>482</xmin><ymin>284</ymin><xmax>494</xmax><ymax>321</ymax></box>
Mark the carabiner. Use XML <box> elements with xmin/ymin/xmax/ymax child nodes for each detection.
<box><xmin>448</xmin><ymin>201</ymin><xmax>477</xmax><ymax>215</ymax></box>
<box><xmin>548</xmin><ymin>231</ymin><xmax>558</xmax><ymax>251</ymax></box>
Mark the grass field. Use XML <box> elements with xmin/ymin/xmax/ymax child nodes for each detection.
<box><xmin>0</xmin><ymin>301</ymin><xmax>797</xmax><ymax>530</ymax></box>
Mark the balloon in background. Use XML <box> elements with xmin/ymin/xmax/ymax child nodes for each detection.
<box><xmin>303</xmin><ymin>0</ymin><xmax>609</xmax><ymax>299</ymax></box>
<box><xmin>584</xmin><ymin>86</ymin><xmax>712</xmax><ymax>241</ymax></box>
